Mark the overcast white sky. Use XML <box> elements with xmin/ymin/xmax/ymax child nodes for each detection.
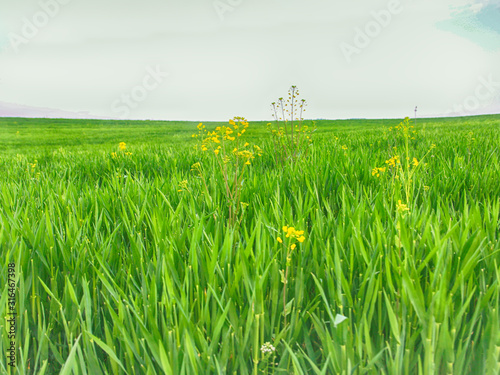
<box><xmin>0</xmin><ymin>0</ymin><xmax>499</xmax><ymax>121</ymax></box>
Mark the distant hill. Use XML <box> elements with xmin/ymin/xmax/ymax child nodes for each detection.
<box><xmin>0</xmin><ymin>101</ymin><xmax>108</xmax><ymax>120</ymax></box>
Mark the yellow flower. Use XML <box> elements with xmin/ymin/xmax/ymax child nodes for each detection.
<box><xmin>277</xmin><ymin>237</ymin><xmax>283</xmax><ymax>243</ymax></box>
<box><xmin>214</xmin><ymin>149</ymin><xmax>220</xmax><ymax>155</ymax></box>
<box><xmin>229</xmin><ymin>119</ymin><xmax>235</xmax><ymax>126</ymax></box>
<box><xmin>290</xmin><ymin>244</ymin><xmax>296</xmax><ymax>250</ymax></box>
<box><xmin>385</xmin><ymin>156</ymin><xmax>400</xmax><ymax>167</ymax></box>
<box><xmin>282</xmin><ymin>226</ymin><xmax>288</xmax><ymax>232</ymax></box>
<box><xmin>342</xmin><ymin>145</ymin><xmax>348</xmax><ymax>150</ymax></box>
<box><xmin>119</xmin><ymin>142</ymin><xmax>126</xmax><ymax>151</ymax></box>
<box><xmin>297</xmin><ymin>236</ymin><xmax>305</xmax><ymax>243</ymax></box>
<box><xmin>412</xmin><ymin>158</ymin><xmax>419</xmax><ymax>167</ymax></box>
<box><xmin>178</xmin><ymin>180</ymin><xmax>189</xmax><ymax>192</ymax></box>
<box><xmin>245</xmin><ymin>161</ymin><xmax>251</xmax><ymax>165</ymax></box>
<box><xmin>396</xmin><ymin>200</ymin><xmax>410</xmax><ymax>214</ymax></box>
<box><xmin>372</xmin><ymin>167</ymin><xmax>385</xmax><ymax>177</ymax></box>
<box><xmin>244</xmin><ymin>142</ymin><xmax>249</xmax><ymax>147</ymax></box>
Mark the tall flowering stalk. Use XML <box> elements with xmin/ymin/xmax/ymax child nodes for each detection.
<box><xmin>373</xmin><ymin>118</ymin><xmax>436</xmax><ymax>312</ymax></box>
<box><xmin>192</xmin><ymin>117</ymin><xmax>262</xmax><ymax>227</ymax></box>
<box><xmin>373</xmin><ymin>117</ymin><xmax>434</xmax><ymax>205</ymax></box>
<box><xmin>269</xmin><ymin>86</ymin><xmax>315</xmax><ymax>168</ymax></box>
<box><xmin>277</xmin><ymin>225</ymin><xmax>306</xmax><ymax>328</ymax></box>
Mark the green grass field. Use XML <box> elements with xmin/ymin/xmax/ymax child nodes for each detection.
<box><xmin>1</xmin><ymin>115</ymin><xmax>499</xmax><ymax>374</ymax></box>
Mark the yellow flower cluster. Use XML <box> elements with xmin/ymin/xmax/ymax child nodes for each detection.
<box><xmin>192</xmin><ymin>123</ymin><xmax>206</xmax><ymax>140</ymax></box>
<box><xmin>267</xmin><ymin>123</ymin><xmax>312</xmax><ymax>140</ymax></box>
<box><xmin>371</xmin><ymin>166</ymin><xmax>386</xmax><ymax>178</ymax></box>
<box><xmin>277</xmin><ymin>225</ymin><xmax>306</xmax><ymax>250</ymax></box>
<box><xmin>384</xmin><ymin>155</ymin><xmax>419</xmax><ymax>169</ymax></box>
<box><xmin>389</xmin><ymin>117</ymin><xmax>416</xmax><ymax>140</ymax></box>
<box><xmin>26</xmin><ymin>160</ymin><xmax>40</xmax><ymax>178</ymax></box>
<box><xmin>177</xmin><ymin>180</ymin><xmax>189</xmax><ymax>192</ymax></box>
<box><xmin>112</xmin><ymin>145</ymin><xmax>132</xmax><ymax>158</ymax></box>
<box><xmin>269</xmin><ymin>125</ymin><xmax>285</xmax><ymax>138</ymax></box>
<box><xmin>385</xmin><ymin>155</ymin><xmax>401</xmax><ymax>167</ymax></box>
<box><xmin>192</xmin><ymin>117</ymin><xmax>261</xmax><ymax>165</ymax></box>
<box><xmin>396</xmin><ymin>200</ymin><xmax>410</xmax><ymax>215</ymax></box>
<box><xmin>191</xmin><ymin>162</ymin><xmax>201</xmax><ymax>172</ymax></box>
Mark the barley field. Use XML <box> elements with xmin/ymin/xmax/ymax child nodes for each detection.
<box><xmin>0</xmin><ymin>114</ymin><xmax>499</xmax><ymax>374</ymax></box>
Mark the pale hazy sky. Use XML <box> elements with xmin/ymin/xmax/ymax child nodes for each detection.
<box><xmin>0</xmin><ymin>0</ymin><xmax>499</xmax><ymax>121</ymax></box>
